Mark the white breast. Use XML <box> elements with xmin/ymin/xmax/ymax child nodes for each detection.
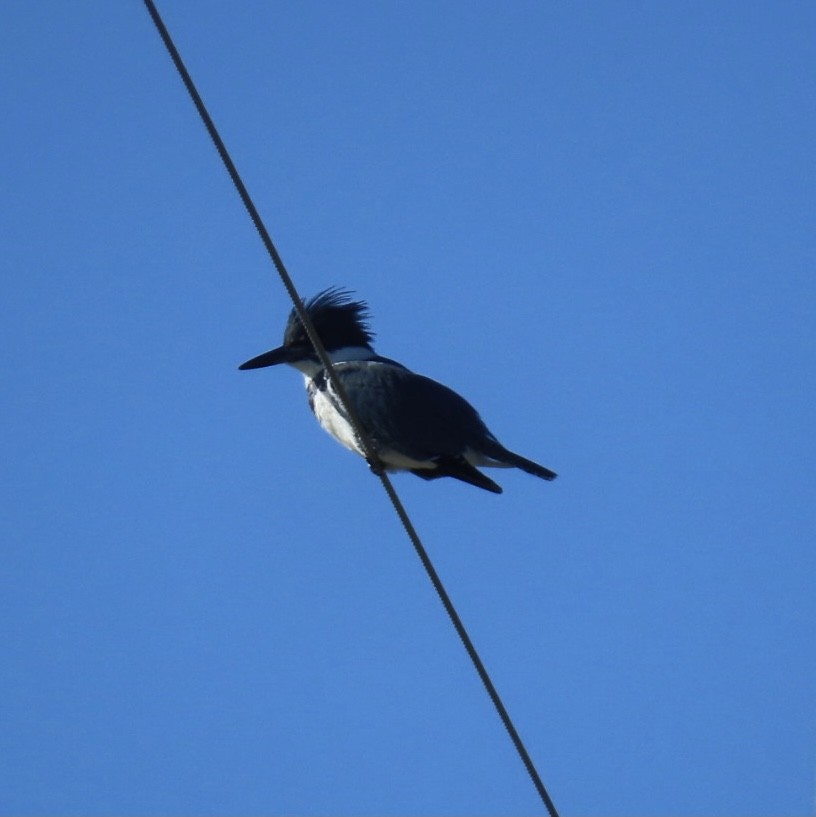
<box><xmin>307</xmin><ymin>378</ymin><xmax>365</xmax><ymax>457</ymax></box>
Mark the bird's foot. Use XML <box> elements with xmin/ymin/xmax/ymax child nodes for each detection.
<box><xmin>366</xmin><ymin>456</ymin><xmax>385</xmax><ymax>476</ymax></box>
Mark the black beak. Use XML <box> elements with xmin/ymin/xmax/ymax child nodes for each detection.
<box><xmin>238</xmin><ymin>345</ymin><xmax>294</xmax><ymax>370</ymax></box>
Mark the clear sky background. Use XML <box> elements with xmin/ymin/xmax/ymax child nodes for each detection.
<box><xmin>2</xmin><ymin>2</ymin><xmax>814</xmax><ymax>815</ymax></box>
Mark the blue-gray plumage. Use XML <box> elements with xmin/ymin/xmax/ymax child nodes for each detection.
<box><xmin>239</xmin><ymin>288</ymin><xmax>557</xmax><ymax>494</ymax></box>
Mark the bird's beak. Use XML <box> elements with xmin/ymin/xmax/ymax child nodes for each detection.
<box><xmin>238</xmin><ymin>345</ymin><xmax>294</xmax><ymax>370</ymax></box>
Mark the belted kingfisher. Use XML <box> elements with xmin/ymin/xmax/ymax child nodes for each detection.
<box><xmin>239</xmin><ymin>288</ymin><xmax>557</xmax><ymax>494</ymax></box>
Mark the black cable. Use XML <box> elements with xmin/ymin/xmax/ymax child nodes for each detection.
<box><xmin>141</xmin><ymin>4</ymin><xmax>559</xmax><ymax>815</ymax></box>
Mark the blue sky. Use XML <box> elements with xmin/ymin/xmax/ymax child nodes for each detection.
<box><xmin>2</xmin><ymin>2</ymin><xmax>814</xmax><ymax>815</ymax></box>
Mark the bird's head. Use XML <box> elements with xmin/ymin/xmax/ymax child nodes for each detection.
<box><xmin>239</xmin><ymin>287</ymin><xmax>375</xmax><ymax>376</ymax></box>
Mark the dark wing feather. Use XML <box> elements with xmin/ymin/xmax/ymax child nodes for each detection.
<box><xmin>337</xmin><ymin>361</ymin><xmax>490</xmax><ymax>461</ymax></box>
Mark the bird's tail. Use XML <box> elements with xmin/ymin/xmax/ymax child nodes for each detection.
<box><xmin>481</xmin><ymin>441</ymin><xmax>558</xmax><ymax>481</ymax></box>
<box><xmin>410</xmin><ymin>458</ymin><xmax>503</xmax><ymax>494</ymax></box>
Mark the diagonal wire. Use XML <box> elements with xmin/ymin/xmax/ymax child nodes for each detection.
<box><xmin>141</xmin><ymin>3</ymin><xmax>559</xmax><ymax>815</ymax></box>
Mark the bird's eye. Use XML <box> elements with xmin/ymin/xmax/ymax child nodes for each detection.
<box><xmin>287</xmin><ymin>333</ymin><xmax>312</xmax><ymax>352</ymax></box>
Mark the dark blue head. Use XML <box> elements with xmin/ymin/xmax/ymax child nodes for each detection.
<box><xmin>239</xmin><ymin>287</ymin><xmax>375</xmax><ymax>373</ymax></box>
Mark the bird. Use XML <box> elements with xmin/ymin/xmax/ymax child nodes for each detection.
<box><xmin>239</xmin><ymin>288</ymin><xmax>557</xmax><ymax>494</ymax></box>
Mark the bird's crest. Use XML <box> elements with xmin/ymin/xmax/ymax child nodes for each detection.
<box><xmin>283</xmin><ymin>287</ymin><xmax>375</xmax><ymax>350</ymax></box>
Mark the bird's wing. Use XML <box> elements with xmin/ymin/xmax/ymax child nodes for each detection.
<box><xmin>336</xmin><ymin>361</ymin><xmax>490</xmax><ymax>461</ymax></box>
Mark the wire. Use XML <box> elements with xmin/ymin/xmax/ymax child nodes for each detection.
<box><xmin>142</xmin><ymin>4</ymin><xmax>560</xmax><ymax>815</ymax></box>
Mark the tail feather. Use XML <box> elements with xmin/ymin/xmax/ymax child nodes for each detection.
<box><xmin>410</xmin><ymin>457</ymin><xmax>503</xmax><ymax>494</ymax></box>
<box><xmin>482</xmin><ymin>441</ymin><xmax>558</xmax><ymax>481</ymax></box>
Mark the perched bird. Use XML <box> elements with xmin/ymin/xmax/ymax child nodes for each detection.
<box><xmin>239</xmin><ymin>288</ymin><xmax>557</xmax><ymax>494</ymax></box>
